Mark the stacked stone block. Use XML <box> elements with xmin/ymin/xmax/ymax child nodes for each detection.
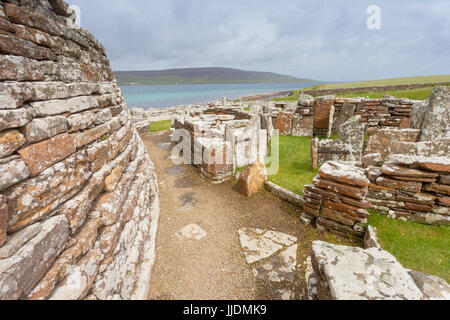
<box><xmin>174</xmin><ymin>108</ymin><xmax>267</xmax><ymax>183</ymax></box>
<box><xmin>366</xmin><ymin>155</ymin><xmax>450</xmax><ymax>226</ymax></box>
<box><xmin>0</xmin><ymin>0</ymin><xmax>159</xmax><ymax>300</ymax></box>
<box><xmin>302</xmin><ymin>161</ymin><xmax>371</xmax><ymax>240</ymax></box>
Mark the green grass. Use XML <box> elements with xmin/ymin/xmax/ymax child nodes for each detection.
<box><xmin>244</xmin><ymin>107</ymin><xmax>250</xmax><ymax>112</ymax></box>
<box><xmin>273</xmin><ymin>76</ymin><xmax>450</xmax><ymax>102</ymax></box>
<box><xmin>150</xmin><ymin>120</ymin><xmax>172</xmax><ymax>133</ymax></box>
<box><xmin>307</xmin><ymin>75</ymin><xmax>450</xmax><ymax>90</ymax></box>
<box><xmin>267</xmin><ymin>135</ymin><xmax>317</xmax><ymax>196</ymax></box>
<box><xmin>336</xmin><ymin>87</ymin><xmax>437</xmax><ymax>100</ymax></box>
<box><xmin>369</xmin><ymin>212</ymin><xmax>450</xmax><ymax>282</ymax></box>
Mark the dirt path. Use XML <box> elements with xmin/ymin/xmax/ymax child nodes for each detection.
<box><xmin>142</xmin><ymin>131</ymin><xmax>353</xmax><ymax>300</ymax></box>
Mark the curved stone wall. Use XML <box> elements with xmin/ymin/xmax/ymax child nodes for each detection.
<box><xmin>0</xmin><ymin>0</ymin><xmax>159</xmax><ymax>300</ymax></box>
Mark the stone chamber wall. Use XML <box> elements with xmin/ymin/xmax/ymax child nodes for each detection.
<box><xmin>0</xmin><ymin>0</ymin><xmax>159</xmax><ymax>300</ymax></box>
<box><xmin>173</xmin><ymin>108</ymin><xmax>268</xmax><ymax>183</ymax></box>
<box><xmin>301</xmin><ymin>86</ymin><xmax>449</xmax><ymax>239</ymax></box>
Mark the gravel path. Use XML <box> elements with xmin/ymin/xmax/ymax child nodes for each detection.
<box><xmin>142</xmin><ymin>131</ymin><xmax>354</xmax><ymax>300</ymax></box>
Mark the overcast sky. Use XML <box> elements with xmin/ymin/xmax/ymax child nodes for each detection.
<box><xmin>67</xmin><ymin>0</ymin><xmax>450</xmax><ymax>81</ymax></box>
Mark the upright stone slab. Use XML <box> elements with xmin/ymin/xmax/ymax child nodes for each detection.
<box><xmin>291</xmin><ymin>115</ymin><xmax>313</xmax><ymax>137</ymax></box>
<box><xmin>274</xmin><ymin>112</ymin><xmax>294</xmax><ymax>135</ymax></box>
<box><xmin>339</xmin><ymin>115</ymin><xmax>365</xmax><ymax>161</ymax></box>
<box><xmin>313</xmin><ymin>95</ymin><xmax>335</xmax><ymax>129</ymax></box>
<box><xmin>420</xmin><ymin>86</ymin><xmax>450</xmax><ymax>141</ymax></box>
<box><xmin>311</xmin><ymin>241</ymin><xmax>424</xmax><ymax>300</ymax></box>
<box><xmin>332</xmin><ymin>103</ymin><xmax>356</xmax><ymax>134</ymax></box>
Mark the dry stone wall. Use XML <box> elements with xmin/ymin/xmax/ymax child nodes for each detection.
<box><xmin>0</xmin><ymin>0</ymin><xmax>159</xmax><ymax>300</ymax></box>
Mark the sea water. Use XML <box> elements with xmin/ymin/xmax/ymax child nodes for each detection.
<box><xmin>119</xmin><ymin>82</ymin><xmax>317</xmax><ymax>109</ymax></box>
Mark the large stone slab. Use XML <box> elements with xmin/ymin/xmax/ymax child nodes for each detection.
<box><xmin>274</xmin><ymin>112</ymin><xmax>293</xmax><ymax>135</ymax></box>
<box><xmin>0</xmin><ymin>216</ymin><xmax>70</xmax><ymax>300</ymax></box>
<box><xmin>18</xmin><ymin>133</ymin><xmax>76</xmax><ymax>176</ymax></box>
<box><xmin>0</xmin><ymin>159</ymin><xmax>30</xmax><ymax>191</ymax></box>
<box><xmin>313</xmin><ymin>96</ymin><xmax>335</xmax><ymax>129</ymax></box>
<box><xmin>420</xmin><ymin>86</ymin><xmax>450</xmax><ymax>141</ymax></box>
<box><xmin>239</xmin><ymin>160</ymin><xmax>267</xmax><ymax>197</ymax></box>
<box><xmin>238</xmin><ymin>228</ymin><xmax>298</xmax><ymax>285</ymax></box>
<box><xmin>0</xmin><ymin>130</ymin><xmax>26</xmax><ymax>158</ymax></box>
<box><xmin>319</xmin><ymin>161</ymin><xmax>369</xmax><ymax>188</ymax></box>
<box><xmin>291</xmin><ymin>115</ymin><xmax>313</xmax><ymax>137</ymax></box>
<box><xmin>332</xmin><ymin>103</ymin><xmax>356</xmax><ymax>134</ymax></box>
<box><xmin>311</xmin><ymin>241</ymin><xmax>424</xmax><ymax>300</ymax></box>
<box><xmin>339</xmin><ymin>115</ymin><xmax>365</xmax><ymax>161</ymax></box>
<box><xmin>366</xmin><ymin>128</ymin><xmax>421</xmax><ymax>160</ymax></box>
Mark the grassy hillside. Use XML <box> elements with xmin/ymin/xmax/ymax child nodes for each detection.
<box><xmin>114</xmin><ymin>67</ymin><xmax>316</xmax><ymax>85</ymax></box>
<box><xmin>274</xmin><ymin>75</ymin><xmax>450</xmax><ymax>102</ymax></box>
<box><xmin>306</xmin><ymin>75</ymin><xmax>450</xmax><ymax>90</ymax></box>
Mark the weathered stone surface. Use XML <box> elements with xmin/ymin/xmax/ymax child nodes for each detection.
<box><xmin>0</xmin><ymin>159</ymin><xmax>30</xmax><ymax>191</ymax></box>
<box><xmin>376</xmin><ymin>176</ymin><xmax>422</xmax><ymax>193</ymax></box>
<box><xmin>73</xmin><ymin>123</ymin><xmax>109</xmax><ymax>148</ymax></box>
<box><xmin>274</xmin><ymin>112</ymin><xmax>293</xmax><ymax>135</ymax></box>
<box><xmin>412</xmin><ymin>212</ymin><xmax>450</xmax><ymax>226</ymax></box>
<box><xmin>298</xmin><ymin>94</ymin><xmax>314</xmax><ymax>107</ymax></box>
<box><xmin>264</xmin><ymin>181</ymin><xmax>304</xmax><ymax>207</ymax></box>
<box><xmin>313</xmin><ymin>96</ymin><xmax>335</xmax><ymax>129</ymax></box>
<box><xmin>104</xmin><ymin>167</ymin><xmax>122</xmax><ymax>192</ymax></box>
<box><xmin>0</xmin><ymin>55</ymin><xmax>44</xmax><ymax>81</ymax></box>
<box><xmin>362</xmin><ymin>153</ymin><xmax>383</xmax><ymax>169</ymax></box>
<box><xmin>0</xmin><ymin>196</ymin><xmax>7</xmax><ymax>247</ymax></box>
<box><xmin>391</xmin><ymin>139</ymin><xmax>450</xmax><ymax>157</ymax></box>
<box><xmin>240</xmin><ymin>160</ymin><xmax>267</xmax><ymax>197</ymax></box>
<box><xmin>311</xmin><ymin>137</ymin><xmax>319</xmax><ymax>169</ymax></box>
<box><xmin>6</xmin><ymin>151</ymin><xmax>91</xmax><ymax>232</ymax></box>
<box><xmin>311</xmin><ymin>241</ymin><xmax>424</xmax><ymax>300</ymax></box>
<box><xmin>366</xmin><ymin>128</ymin><xmax>421</xmax><ymax>160</ymax></box>
<box><xmin>381</xmin><ymin>163</ymin><xmax>439</xmax><ymax>179</ymax></box>
<box><xmin>0</xmin><ymin>216</ymin><xmax>70</xmax><ymax>300</ymax></box>
<box><xmin>252</xmin><ymin>244</ymin><xmax>297</xmax><ymax>283</ymax></box>
<box><xmin>420</xmin><ymin>86</ymin><xmax>450</xmax><ymax>141</ymax></box>
<box><xmin>364</xmin><ymin>226</ymin><xmax>381</xmax><ymax>249</ymax></box>
<box><xmin>409</xmin><ymin>101</ymin><xmax>429</xmax><ymax>130</ymax></box>
<box><xmin>313</xmin><ymin>176</ymin><xmax>368</xmax><ymax>200</ymax></box>
<box><xmin>0</xmin><ymin>1</ymin><xmax>160</xmax><ymax>301</ymax></box>
<box><xmin>408</xmin><ymin>271</ymin><xmax>450</xmax><ymax>300</ymax></box>
<box><xmin>0</xmin><ymin>108</ymin><xmax>34</xmax><ymax>132</ymax></box>
<box><xmin>319</xmin><ymin>161</ymin><xmax>369</xmax><ymax>188</ymax></box>
<box><xmin>0</xmin><ymin>130</ymin><xmax>26</xmax><ymax>157</ymax></box>
<box><xmin>424</xmin><ymin>183</ymin><xmax>450</xmax><ymax>196</ymax></box>
<box><xmin>416</xmin><ymin>159</ymin><xmax>450</xmax><ymax>174</ymax></box>
<box><xmin>23</xmin><ymin>115</ymin><xmax>68</xmax><ymax>144</ymax></box>
<box><xmin>333</xmin><ymin>103</ymin><xmax>356</xmax><ymax>134</ymax></box>
<box><xmin>18</xmin><ymin>133</ymin><xmax>76</xmax><ymax>176</ymax></box>
<box><xmin>291</xmin><ymin>115</ymin><xmax>313</xmax><ymax>137</ymax></box>
<box><xmin>176</xmin><ymin>224</ymin><xmax>207</xmax><ymax>241</ymax></box>
<box><xmin>238</xmin><ymin>228</ymin><xmax>283</xmax><ymax>264</ymax></box>
<box><xmin>0</xmin><ymin>34</ymin><xmax>57</xmax><ymax>61</ymax></box>
<box><xmin>67</xmin><ymin>111</ymin><xmax>95</xmax><ymax>132</ymax></box>
<box><xmin>238</xmin><ymin>228</ymin><xmax>297</xmax><ymax>286</ymax></box>
<box><xmin>31</xmin><ymin>96</ymin><xmax>99</xmax><ymax>117</ymax></box>
<box><xmin>339</xmin><ymin>115</ymin><xmax>365</xmax><ymax>161</ymax></box>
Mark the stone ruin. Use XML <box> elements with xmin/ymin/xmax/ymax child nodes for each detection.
<box><xmin>302</xmin><ymin>161</ymin><xmax>371</xmax><ymax>241</ymax></box>
<box><xmin>0</xmin><ymin>0</ymin><xmax>159</xmax><ymax>300</ymax></box>
<box><xmin>173</xmin><ymin>107</ymin><xmax>268</xmax><ymax>183</ymax></box>
<box><xmin>306</xmin><ymin>241</ymin><xmax>449</xmax><ymax>300</ymax></box>
<box><xmin>299</xmin><ymin>86</ymin><xmax>450</xmax><ymax>300</ymax></box>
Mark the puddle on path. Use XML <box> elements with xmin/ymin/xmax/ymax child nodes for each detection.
<box><xmin>165</xmin><ymin>166</ymin><xmax>186</xmax><ymax>176</ymax></box>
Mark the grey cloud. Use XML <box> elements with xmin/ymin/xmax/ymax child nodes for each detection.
<box><xmin>67</xmin><ymin>0</ymin><xmax>450</xmax><ymax>81</ymax></box>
